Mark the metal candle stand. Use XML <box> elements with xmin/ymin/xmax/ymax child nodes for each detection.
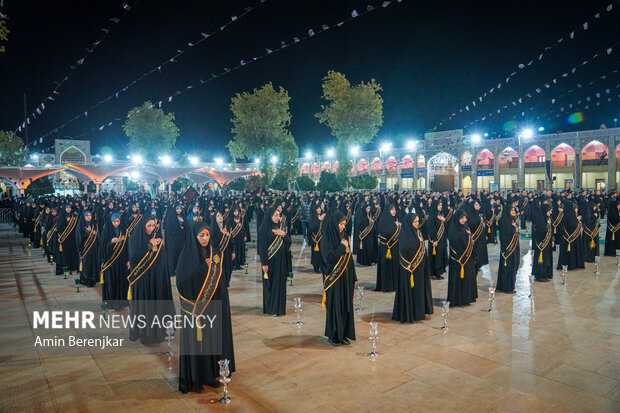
<box><xmin>561</xmin><ymin>265</ymin><xmax>568</xmax><ymax>285</ymax></box>
<box><xmin>594</xmin><ymin>256</ymin><xmax>600</xmax><ymax>275</ymax></box>
<box><xmin>293</xmin><ymin>297</ymin><xmax>303</xmax><ymax>327</ymax></box>
<box><xmin>74</xmin><ymin>278</ymin><xmax>80</xmax><ymax>293</ymax></box>
<box><xmin>616</xmin><ymin>250</ymin><xmax>620</xmax><ymax>267</ymax></box>
<box><xmin>218</xmin><ymin>359</ymin><xmax>232</xmax><ymax>404</ymax></box>
<box><xmin>488</xmin><ymin>288</ymin><xmax>495</xmax><ymax>312</ymax></box>
<box><xmin>369</xmin><ymin>322</ymin><xmax>379</xmax><ymax>357</ymax></box>
<box><xmin>528</xmin><ymin>275</ymin><xmax>535</xmax><ymax>298</ymax></box>
<box><xmin>164</xmin><ymin>326</ymin><xmax>174</xmax><ymax>371</ymax></box>
<box><xmin>244</xmin><ymin>263</ymin><xmax>248</xmax><ymax>274</ymax></box>
<box><xmin>441</xmin><ymin>301</ymin><xmax>450</xmax><ymax>330</ymax></box>
<box><xmin>288</xmin><ymin>272</ymin><xmax>294</xmax><ymax>286</ymax></box>
<box><xmin>355</xmin><ymin>285</ymin><xmax>364</xmax><ymax>312</ymax></box>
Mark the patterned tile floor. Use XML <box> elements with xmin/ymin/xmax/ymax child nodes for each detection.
<box><xmin>0</xmin><ymin>222</ymin><xmax>618</xmax><ymax>412</ymax></box>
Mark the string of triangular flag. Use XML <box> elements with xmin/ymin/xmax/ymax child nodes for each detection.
<box><xmin>514</xmin><ymin>69</ymin><xmax>619</xmax><ymax>123</ymax></box>
<box><xmin>539</xmin><ymin>83</ymin><xmax>620</xmax><ymax>122</ymax></box>
<box><xmin>459</xmin><ymin>44</ymin><xmax>618</xmax><ymax>130</ymax></box>
<box><xmin>14</xmin><ymin>1</ymin><xmax>140</xmax><ymax>137</ymax></box>
<box><xmin>432</xmin><ymin>2</ymin><xmax>616</xmax><ymax>131</ymax></box>
<box><xmin>29</xmin><ymin>0</ymin><xmax>268</xmax><ymax>147</ymax></box>
<box><xmin>66</xmin><ymin>0</ymin><xmax>404</xmax><ymax>139</ymax></box>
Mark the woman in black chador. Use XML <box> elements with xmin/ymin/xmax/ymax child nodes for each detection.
<box><xmin>427</xmin><ymin>199</ymin><xmax>448</xmax><ymax>280</ymax></box>
<box><xmin>209</xmin><ymin>211</ymin><xmax>234</xmax><ymax>287</ymax></box>
<box><xmin>447</xmin><ymin>209</ymin><xmax>476</xmax><ymax>307</ymax></box>
<box><xmin>76</xmin><ymin>210</ymin><xmax>99</xmax><ymax>287</ymax></box>
<box><xmin>582</xmin><ymin>201</ymin><xmax>600</xmax><ymax>262</ymax></box>
<box><xmin>496</xmin><ymin>206</ymin><xmax>520</xmax><ymax>293</ymax></box>
<box><xmin>375</xmin><ymin>204</ymin><xmax>400</xmax><ymax>292</ymax></box>
<box><xmin>164</xmin><ymin>204</ymin><xmax>187</xmax><ymax>278</ymax></box>
<box><xmin>99</xmin><ymin>213</ymin><xmax>129</xmax><ymax>310</ymax></box>
<box><xmin>127</xmin><ymin>215</ymin><xmax>176</xmax><ymax>344</ymax></box>
<box><xmin>227</xmin><ymin>206</ymin><xmax>246</xmax><ymax>270</ymax></box>
<box><xmin>392</xmin><ymin>213</ymin><xmax>433</xmax><ymax>323</ymax></box>
<box><xmin>176</xmin><ymin>221</ymin><xmax>235</xmax><ymax>393</ymax></box>
<box><xmin>465</xmin><ymin>198</ymin><xmax>488</xmax><ymax>272</ymax></box>
<box><xmin>309</xmin><ymin>204</ymin><xmax>325</xmax><ymax>273</ymax></box>
<box><xmin>355</xmin><ymin>204</ymin><xmax>375</xmax><ymax>266</ymax></box>
<box><xmin>320</xmin><ymin>211</ymin><xmax>356</xmax><ymax>346</ymax></box>
<box><xmin>604</xmin><ymin>200</ymin><xmax>620</xmax><ymax>256</ymax></box>
<box><xmin>56</xmin><ymin>204</ymin><xmax>80</xmax><ymax>275</ymax></box>
<box><xmin>557</xmin><ymin>201</ymin><xmax>585</xmax><ymax>270</ymax></box>
<box><xmin>257</xmin><ymin>207</ymin><xmax>290</xmax><ymax>316</ymax></box>
<box><xmin>531</xmin><ymin>201</ymin><xmax>554</xmax><ymax>281</ymax></box>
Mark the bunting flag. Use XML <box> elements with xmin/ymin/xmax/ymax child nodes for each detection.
<box><xmin>27</xmin><ymin>0</ymin><xmax>267</xmax><ymax>148</ymax></box>
<box><xmin>459</xmin><ymin>45</ymin><xmax>618</xmax><ymax>130</ymax></box>
<box><xmin>32</xmin><ymin>0</ymin><xmax>404</xmax><ymax>144</ymax></box>
<box><xmin>432</xmin><ymin>3</ymin><xmax>616</xmax><ymax>130</ymax></box>
<box><xmin>13</xmin><ymin>0</ymin><xmax>140</xmax><ymax>137</ymax></box>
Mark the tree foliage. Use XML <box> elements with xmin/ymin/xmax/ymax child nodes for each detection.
<box><xmin>350</xmin><ymin>175</ymin><xmax>378</xmax><ymax>190</ymax></box>
<box><xmin>296</xmin><ymin>175</ymin><xmax>316</xmax><ymax>191</ymax></box>
<box><xmin>227</xmin><ymin>83</ymin><xmax>299</xmax><ymax>179</ymax></box>
<box><xmin>0</xmin><ymin>130</ymin><xmax>27</xmax><ymax>166</ymax></box>
<box><xmin>269</xmin><ymin>173</ymin><xmax>289</xmax><ymax>191</ymax></box>
<box><xmin>25</xmin><ymin>177</ymin><xmax>55</xmax><ymax>197</ymax></box>
<box><xmin>172</xmin><ymin>177</ymin><xmax>192</xmax><ymax>192</ymax></box>
<box><xmin>317</xmin><ymin>172</ymin><xmax>343</xmax><ymax>192</ymax></box>
<box><xmin>0</xmin><ymin>13</ymin><xmax>9</xmax><ymax>53</ymax></box>
<box><xmin>227</xmin><ymin>177</ymin><xmax>247</xmax><ymax>192</ymax></box>
<box><xmin>315</xmin><ymin>71</ymin><xmax>383</xmax><ymax>186</ymax></box>
<box><xmin>123</xmin><ymin>101</ymin><xmax>179</xmax><ymax>162</ymax></box>
<box><xmin>245</xmin><ymin>175</ymin><xmax>265</xmax><ymax>192</ymax></box>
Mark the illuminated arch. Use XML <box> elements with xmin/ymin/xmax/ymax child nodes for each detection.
<box><xmin>524</xmin><ymin>145</ymin><xmax>545</xmax><ymax>163</ymax></box>
<box><xmin>499</xmin><ymin>147</ymin><xmax>519</xmax><ymax>168</ymax></box>
<box><xmin>59</xmin><ymin>146</ymin><xmax>87</xmax><ymax>165</ymax></box>
<box><xmin>311</xmin><ymin>163</ymin><xmax>319</xmax><ymax>176</ymax></box>
<box><xmin>321</xmin><ymin>161</ymin><xmax>331</xmax><ymax>172</ymax></box>
<box><xmin>385</xmin><ymin>156</ymin><xmax>397</xmax><ymax>173</ymax></box>
<box><xmin>551</xmin><ymin>143</ymin><xmax>575</xmax><ymax>167</ymax></box>
<box><xmin>370</xmin><ymin>157</ymin><xmax>382</xmax><ymax>173</ymax></box>
<box><xmin>401</xmin><ymin>155</ymin><xmax>414</xmax><ymax>169</ymax></box>
<box><xmin>581</xmin><ymin>140</ymin><xmax>608</xmax><ymax>164</ymax></box>
<box><xmin>461</xmin><ymin>151</ymin><xmax>472</xmax><ymax>167</ymax></box>
<box><xmin>477</xmin><ymin>149</ymin><xmax>494</xmax><ymax>169</ymax></box>
<box><xmin>357</xmin><ymin>158</ymin><xmax>368</xmax><ymax>174</ymax></box>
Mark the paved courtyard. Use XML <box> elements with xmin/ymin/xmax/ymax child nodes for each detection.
<box><xmin>0</xmin><ymin>222</ymin><xmax>618</xmax><ymax>412</ymax></box>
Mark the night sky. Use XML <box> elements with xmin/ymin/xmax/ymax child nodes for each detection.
<box><xmin>1</xmin><ymin>0</ymin><xmax>618</xmax><ymax>160</ymax></box>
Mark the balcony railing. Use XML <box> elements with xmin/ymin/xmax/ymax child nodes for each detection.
<box><xmin>582</xmin><ymin>159</ymin><xmax>608</xmax><ymax>166</ymax></box>
<box><xmin>524</xmin><ymin>162</ymin><xmax>546</xmax><ymax>168</ymax></box>
<box><xmin>551</xmin><ymin>160</ymin><xmax>575</xmax><ymax>167</ymax></box>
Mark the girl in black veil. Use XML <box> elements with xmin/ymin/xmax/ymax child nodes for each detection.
<box><xmin>531</xmin><ymin>201</ymin><xmax>554</xmax><ymax>281</ymax></box>
<box><xmin>320</xmin><ymin>211</ymin><xmax>356</xmax><ymax>346</ymax></box>
<box><xmin>582</xmin><ymin>201</ymin><xmax>600</xmax><ymax>262</ymax></box>
<box><xmin>465</xmin><ymin>198</ymin><xmax>488</xmax><ymax>272</ymax></box>
<box><xmin>354</xmin><ymin>203</ymin><xmax>374</xmax><ymax>266</ymax></box>
<box><xmin>604</xmin><ymin>200</ymin><xmax>620</xmax><ymax>256</ymax></box>
<box><xmin>176</xmin><ymin>221</ymin><xmax>235</xmax><ymax>393</ymax></box>
<box><xmin>392</xmin><ymin>213</ymin><xmax>433</xmax><ymax>323</ymax></box>
<box><xmin>427</xmin><ymin>199</ymin><xmax>448</xmax><ymax>280</ymax></box>
<box><xmin>56</xmin><ymin>204</ymin><xmax>80</xmax><ymax>275</ymax></box>
<box><xmin>309</xmin><ymin>203</ymin><xmax>325</xmax><ymax>273</ymax></box>
<box><xmin>76</xmin><ymin>210</ymin><xmax>99</xmax><ymax>287</ymax></box>
<box><xmin>557</xmin><ymin>201</ymin><xmax>585</xmax><ymax>270</ymax></box>
<box><xmin>209</xmin><ymin>210</ymin><xmax>234</xmax><ymax>287</ymax></box>
<box><xmin>100</xmin><ymin>213</ymin><xmax>129</xmax><ymax>310</ymax></box>
<box><xmin>496</xmin><ymin>206</ymin><xmax>520</xmax><ymax>293</ymax></box>
<box><xmin>127</xmin><ymin>215</ymin><xmax>176</xmax><ymax>344</ymax></box>
<box><xmin>375</xmin><ymin>204</ymin><xmax>400</xmax><ymax>292</ymax></box>
<box><xmin>447</xmin><ymin>209</ymin><xmax>476</xmax><ymax>307</ymax></box>
<box><xmin>257</xmin><ymin>207</ymin><xmax>290</xmax><ymax>316</ymax></box>
<box><xmin>164</xmin><ymin>204</ymin><xmax>187</xmax><ymax>278</ymax></box>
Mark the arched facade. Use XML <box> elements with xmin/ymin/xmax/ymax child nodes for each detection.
<box><xmin>499</xmin><ymin>147</ymin><xmax>519</xmax><ymax>168</ymax></box>
<box><xmin>427</xmin><ymin>152</ymin><xmax>458</xmax><ymax>191</ymax></box>
<box><xmin>370</xmin><ymin>157</ymin><xmax>382</xmax><ymax>174</ymax></box>
<box><xmin>321</xmin><ymin>161</ymin><xmax>330</xmax><ymax>172</ymax></box>
<box><xmin>311</xmin><ymin>162</ymin><xmax>319</xmax><ymax>176</ymax></box>
<box><xmin>385</xmin><ymin>156</ymin><xmax>397</xmax><ymax>173</ymax></box>
<box><xmin>402</xmin><ymin>155</ymin><xmax>414</xmax><ymax>169</ymax></box>
<box><xmin>357</xmin><ymin>158</ymin><xmax>368</xmax><ymax>174</ymax></box>
<box><xmin>59</xmin><ymin>146</ymin><xmax>87</xmax><ymax>165</ymax></box>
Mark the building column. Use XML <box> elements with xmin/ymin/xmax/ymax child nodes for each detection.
<box><xmin>544</xmin><ymin>142</ymin><xmax>551</xmax><ymax>189</ymax></box>
<box><xmin>493</xmin><ymin>150</ymin><xmax>500</xmax><ymax>190</ymax></box>
<box><xmin>95</xmin><ymin>183</ymin><xmax>100</xmax><ymax>193</ymax></box>
<box><xmin>397</xmin><ymin>161</ymin><xmax>402</xmax><ymax>190</ymax></box>
<box><xmin>517</xmin><ymin>147</ymin><xmax>525</xmax><ymax>190</ymax></box>
<box><xmin>608</xmin><ymin>137</ymin><xmax>616</xmax><ymax>190</ymax></box>
<box><xmin>472</xmin><ymin>158</ymin><xmax>478</xmax><ymax>191</ymax></box>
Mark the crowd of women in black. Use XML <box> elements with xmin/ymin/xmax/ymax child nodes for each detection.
<box><xmin>8</xmin><ymin>186</ymin><xmax>616</xmax><ymax>392</ymax></box>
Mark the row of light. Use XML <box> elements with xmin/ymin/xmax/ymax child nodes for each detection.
<box><xmin>303</xmin><ymin>128</ymin><xmax>544</xmax><ymax>159</ymax></box>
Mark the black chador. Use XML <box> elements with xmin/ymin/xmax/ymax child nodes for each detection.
<box><xmin>209</xmin><ymin>211</ymin><xmax>234</xmax><ymax>287</ymax></box>
<box><xmin>127</xmin><ymin>215</ymin><xmax>176</xmax><ymax>344</ymax></box>
<box><xmin>99</xmin><ymin>213</ymin><xmax>129</xmax><ymax>310</ymax></box>
<box><xmin>355</xmin><ymin>204</ymin><xmax>375</xmax><ymax>266</ymax></box>
<box><xmin>176</xmin><ymin>221</ymin><xmax>235</xmax><ymax>393</ymax></box>
<box><xmin>76</xmin><ymin>211</ymin><xmax>99</xmax><ymax>287</ymax></box>
<box><xmin>531</xmin><ymin>202</ymin><xmax>554</xmax><ymax>281</ymax></box>
<box><xmin>392</xmin><ymin>213</ymin><xmax>433</xmax><ymax>323</ymax></box>
<box><xmin>56</xmin><ymin>204</ymin><xmax>80</xmax><ymax>273</ymax></box>
<box><xmin>320</xmin><ymin>211</ymin><xmax>356</xmax><ymax>346</ymax></box>
<box><xmin>496</xmin><ymin>206</ymin><xmax>520</xmax><ymax>293</ymax></box>
<box><xmin>257</xmin><ymin>207</ymin><xmax>290</xmax><ymax>316</ymax></box>
<box><xmin>227</xmin><ymin>207</ymin><xmax>246</xmax><ymax>270</ymax></box>
<box><xmin>557</xmin><ymin>202</ymin><xmax>585</xmax><ymax>270</ymax></box>
<box><xmin>604</xmin><ymin>200</ymin><xmax>620</xmax><ymax>256</ymax></box>
<box><xmin>465</xmin><ymin>199</ymin><xmax>488</xmax><ymax>272</ymax></box>
<box><xmin>582</xmin><ymin>202</ymin><xmax>600</xmax><ymax>262</ymax></box>
<box><xmin>375</xmin><ymin>204</ymin><xmax>400</xmax><ymax>292</ymax></box>
<box><xmin>164</xmin><ymin>204</ymin><xmax>187</xmax><ymax>278</ymax></box>
<box><xmin>309</xmin><ymin>205</ymin><xmax>325</xmax><ymax>273</ymax></box>
<box><xmin>427</xmin><ymin>199</ymin><xmax>448</xmax><ymax>279</ymax></box>
<box><xmin>447</xmin><ymin>209</ymin><xmax>477</xmax><ymax>306</ymax></box>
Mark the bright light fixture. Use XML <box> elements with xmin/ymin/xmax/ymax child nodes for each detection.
<box><xmin>326</xmin><ymin>148</ymin><xmax>335</xmax><ymax>158</ymax></box>
<box><xmin>132</xmin><ymin>154</ymin><xmax>143</xmax><ymax>165</ymax></box>
<box><xmin>189</xmin><ymin>156</ymin><xmax>199</xmax><ymax>166</ymax></box>
<box><xmin>161</xmin><ymin>155</ymin><xmax>172</xmax><ymax>165</ymax></box>
<box><xmin>305</xmin><ymin>151</ymin><xmax>312</xmax><ymax>159</ymax></box>
<box><xmin>521</xmin><ymin>128</ymin><xmax>533</xmax><ymax>139</ymax></box>
<box><xmin>406</xmin><ymin>140</ymin><xmax>416</xmax><ymax>150</ymax></box>
<box><xmin>350</xmin><ymin>146</ymin><xmax>360</xmax><ymax>156</ymax></box>
<box><xmin>270</xmin><ymin>155</ymin><xmax>278</xmax><ymax>164</ymax></box>
<box><xmin>215</xmin><ymin>157</ymin><xmax>223</xmax><ymax>165</ymax></box>
<box><xmin>103</xmin><ymin>154</ymin><xmax>113</xmax><ymax>163</ymax></box>
<box><xmin>380</xmin><ymin>142</ymin><xmax>392</xmax><ymax>152</ymax></box>
<box><xmin>472</xmin><ymin>134</ymin><xmax>481</xmax><ymax>143</ymax></box>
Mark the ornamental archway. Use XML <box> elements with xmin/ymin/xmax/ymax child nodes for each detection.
<box><xmin>427</xmin><ymin>152</ymin><xmax>459</xmax><ymax>192</ymax></box>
